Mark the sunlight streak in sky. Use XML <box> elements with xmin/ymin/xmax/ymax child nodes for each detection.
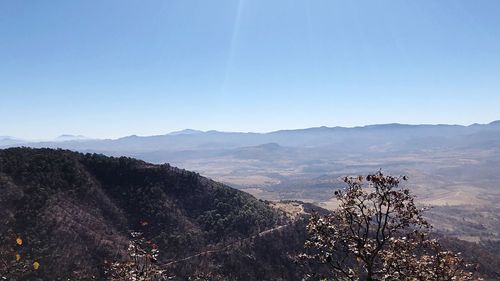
<box><xmin>1</xmin><ymin>1</ymin><xmax>499</xmax><ymax>138</ymax></box>
<box><xmin>221</xmin><ymin>0</ymin><xmax>245</xmax><ymax>92</ymax></box>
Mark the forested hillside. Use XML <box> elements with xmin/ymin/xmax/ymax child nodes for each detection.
<box><xmin>0</xmin><ymin>148</ymin><xmax>309</xmax><ymax>280</ymax></box>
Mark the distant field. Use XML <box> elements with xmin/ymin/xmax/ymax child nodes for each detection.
<box><xmin>180</xmin><ymin>148</ymin><xmax>500</xmax><ymax>243</ymax></box>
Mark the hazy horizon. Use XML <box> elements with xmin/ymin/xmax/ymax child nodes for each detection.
<box><xmin>2</xmin><ymin>119</ymin><xmax>500</xmax><ymax>141</ymax></box>
<box><xmin>1</xmin><ymin>1</ymin><xmax>500</xmax><ymax>139</ymax></box>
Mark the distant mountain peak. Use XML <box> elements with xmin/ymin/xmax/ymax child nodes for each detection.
<box><xmin>54</xmin><ymin>134</ymin><xmax>89</xmax><ymax>142</ymax></box>
<box><xmin>257</xmin><ymin>142</ymin><xmax>282</xmax><ymax>149</ymax></box>
<box><xmin>57</xmin><ymin>134</ymin><xmax>86</xmax><ymax>138</ymax></box>
<box><xmin>168</xmin><ymin>129</ymin><xmax>205</xmax><ymax>136</ymax></box>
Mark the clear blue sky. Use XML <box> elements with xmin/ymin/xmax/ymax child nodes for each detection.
<box><xmin>1</xmin><ymin>0</ymin><xmax>499</xmax><ymax>139</ymax></box>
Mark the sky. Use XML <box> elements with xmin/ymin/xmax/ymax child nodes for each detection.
<box><xmin>1</xmin><ymin>0</ymin><xmax>500</xmax><ymax>139</ymax></box>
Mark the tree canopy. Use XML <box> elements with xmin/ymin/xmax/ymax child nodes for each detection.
<box><xmin>300</xmin><ymin>171</ymin><xmax>477</xmax><ymax>280</ymax></box>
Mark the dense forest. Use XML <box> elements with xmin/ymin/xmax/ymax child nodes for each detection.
<box><xmin>0</xmin><ymin>148</ymin><xmax>313</xmax><ymax>280</ymax></box>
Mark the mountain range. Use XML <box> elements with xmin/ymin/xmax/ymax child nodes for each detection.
<box><xmin>3</xmin><ymin>121</ymin><xmax>500</xmax><ymax>152</ymax></box>
<box><xmin>2</xmin><ymin>121</ymin><xmax>500</xmax><ymax>243</ymax></box>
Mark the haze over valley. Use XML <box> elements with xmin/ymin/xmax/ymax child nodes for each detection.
<box><xmin>4</xmin><ymin>121</ymin><xmax>500</xmax><ymax>243</ymax></box>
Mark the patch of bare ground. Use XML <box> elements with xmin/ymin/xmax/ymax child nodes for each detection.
<box><xmin>268</xmin><ymin>201</ymin><xmax>306</xmax><ymax>220</ymax></box>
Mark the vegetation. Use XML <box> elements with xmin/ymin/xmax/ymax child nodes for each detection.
<box><xmin>300</xmin><ymin>172</ymin><xmax>478</xmax><ymax>280</ymax></box>
<box><xmin>1</xmin><ymin>148</ymin><xmax>498</xmax><ymax>280</ymax></box>
<box><xmin>104</xmin><ymin>231</ymin><xmax>167</xmax><ymax>281</ymax></box>
<box><xmin>0</xmin><ymin>148</ymin><xmax>300</xmax><ymax>280</ymax></box>
<box><xmin>0</xmin><ymin>234</ymin><xmax>41</xmax><ymax>280</ymax></box>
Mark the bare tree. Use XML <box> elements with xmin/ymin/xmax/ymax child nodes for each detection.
<box><xmin>300</xmin><ymin>171</ymin><xmax>477</xmax><ymax>280</ymax></box>
<box><xmin>104</xmin><ymin>231</ymin><xmax>168</xmax><ymax>281</ymax></box>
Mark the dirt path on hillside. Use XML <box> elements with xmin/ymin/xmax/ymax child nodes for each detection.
<box><xmin>162</xmin><ymin>224</ymin><xmax>293</xmax><ymax>267</ymax></box>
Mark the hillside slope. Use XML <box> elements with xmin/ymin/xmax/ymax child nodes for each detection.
<box><xmin>0</xmin><ymin>148</ymin><xmax>308</xmax><ymax>280</ymax></box>
<box><xmin>1</xmin><ymin>148</ymin><xmax>499</xmax><ymax>280</ymax></box>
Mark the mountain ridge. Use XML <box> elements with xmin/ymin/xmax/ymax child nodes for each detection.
<box><xmin>0</xmin><ymin>147</ymin><xmax>314</xmax><ymax>280</ymax></box>
<box><xmin>3</xmin><ymin>120</ymin><xmax>500</xmax><ymax>143</ymax></box>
